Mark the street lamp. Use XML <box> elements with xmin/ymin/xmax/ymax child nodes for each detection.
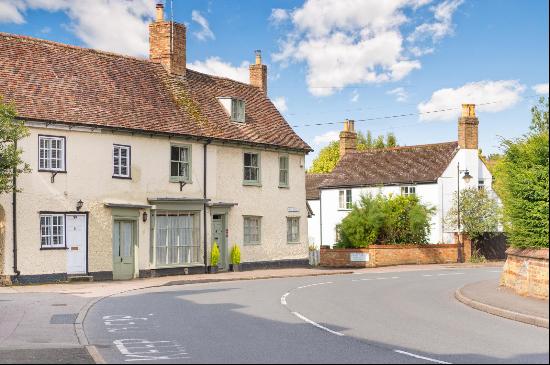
<box><xmin>456</xmin><ymin>162</ymin><xmax>473</xmax><ymax>263</ymax></box>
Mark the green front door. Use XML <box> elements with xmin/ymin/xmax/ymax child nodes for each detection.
<box><xmin>113</xmin><ymin>220</ymin><xmax>136</xmax><ymax>280</ymax></box>
<box><xmin>212</xmin><ymin>215</ymin><xmax>227</xmax><ymax>270</ymax></box>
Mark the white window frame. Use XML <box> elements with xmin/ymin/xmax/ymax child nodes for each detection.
<box><xmin>38</xmin><ymin>135</ymin><xmax>65</xmax><ymax>172</ymax></box>
<box><xmin>231</xmin><ymin>99</ymin><xmax>246</xmax><ymax>123</ymax></box>
<box><xmin>478</xmin><ymin>179</ymin><xmax>485</xmax><ymax>191</ymax></box>
<box><xmin>279</xmin><ymin>154</ymin><xmax>289</xmax><ymax>188</ymax></box>
<box><xmin>401</xmin><ymin>186</ymin><xmax>416</xmax><ymax>196</ymax></box>
<box><xmin>243</xmin><ymin>152</ymin><xmax>261</xmax><ymax>185</ymax></box>
<box><xmin>339</xmin><ymin>189</ymin><xmax>352</xmax><ymax>210</ymax></box>
<box><xmin>287</xmin><ymin>217</ymin><xmax>300</xmax><ymax>243</ymax></box>
<box><xmin>152</xmin><ymin>211</ymin><xmax>201</xmax><ymax>267</ymax></box>
<box><xmin>40</xmin><ymin>214</ymin><xmax>66</xmax><ymax>249</ymax></box>
<box><xmin>170</xmin><ymin>144</ymin><xmax>192</xmax><ymax>183</ymax></box>
<box><xmin>113</xmin><ymin>144</ymin><xmax>131</xmax><ymax>178</ymax></box>
<box><xmin>243</xmin><ymin>216</ymin><xmax>261</xmax><ymax>245</ymax></box>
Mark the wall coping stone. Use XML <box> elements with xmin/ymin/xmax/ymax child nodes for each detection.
<box><xmin>506</xmin><ymin>248</ymin><xmax>549</xmax><ymax>261</ymax></box>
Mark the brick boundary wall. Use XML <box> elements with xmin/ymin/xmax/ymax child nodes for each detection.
<box><xmin>320</xmin><ymin>243</ymin><xmax>465</xmax><ymax>268</ymax></box>
<box><xmin>500</xmin><ymin>248</ymin><xmax>549</xmax><ymax>300</ymax></box>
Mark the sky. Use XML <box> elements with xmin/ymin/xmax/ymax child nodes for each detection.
<box><xmin>1</xmin><ymin>0</ymin><xmax>548</xmax><ymax>167</ymax></box>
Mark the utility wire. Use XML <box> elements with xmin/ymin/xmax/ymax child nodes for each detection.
<box><xmin>290</xmin><ymin>94</ymin><xmax>544</xmax><ymax>128</ymax></box>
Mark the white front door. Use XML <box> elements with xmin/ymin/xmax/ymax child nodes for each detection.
<box><xmin>66</xmin><ymin>214</ymin><xmax>87</xmax><ymax>275</ymax></box>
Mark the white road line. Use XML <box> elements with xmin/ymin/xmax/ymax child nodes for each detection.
<box><xmin>437</xmin><ymin>272</ymin><xmax>464</xmax><ymax>276</ymax></box>
<box><xmin>394</xmin><ymin>350</ymin><xmax>452</xmax><ymax>364</ymax></box>
<box><xmin>296</xmin><ymin>281</ymin><xmax>333</xmax><ymax>290</ymax></box>
<box><xmin>292</xmin><ymin>312</ymin><xmax>345</xmax><ymax>337</ymax></box>
<box><xmin>391</xmin><ymin>276</ymin><xmax>400</xmax><ymax>279</ymax></box>
<box><xmin>423</xmin><ymin>274</ymin><xmax>433</xmax><ymax>277</ymax></box>
<box><xmin>280</xmin><ymin>293</ymin><xmax>290</xmax><ymax>306</ymax></box>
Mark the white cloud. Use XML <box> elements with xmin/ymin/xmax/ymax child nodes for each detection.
<box><xmin>272</xmin><ymin>97</ymin><xmax>288</xmax><ymax>113</ymax></box>
<box><xmin>0</xmin><ymin>0</ymin><xmax>25</xmax><ymax>23</ymax></box>
<box><xmin>269</xmin><ymin>8</ymin><xmax>289</xmax><ymax>24</ymax></box>
<box><xmin>532</xmin><ymin>83</ymin><xmax>549</xmax><ymax>95</ymax></box>
<box><xmin>418</xmin><ymin>80</ymin><xmax>526</xmax><ymax>121</ymax></box>
<box><xmin>2</xmin><ymin>0</ymin><xmax>156</xmax><ymax>57</ymax></box>
<box><xmin>273</xmin><ymin>0</ymin><xmax>461</xmax><ymax>97</ymax></box>
<box><xmin>408</xmin><ymin>0</ymin><xmax>463</xmax><ymax>43</ymax></box>
<box><xmin>191</xmin><ymin>10</ymin><xmax>215</xmax><ymax>41</ymax></box>
<box><xmin>313</xmin><ymin>130</ymin><xmax>340</xmax><ymax>145</ymax></box>
<box><xmin>387</xmin><ymin>87</ymin><xmax>408</xmax><ymax>102</ymax></box>
<box><xmin>188</xmin><ymin>57</ymin><xmax>250</xmax><ymax>83</ymax></box>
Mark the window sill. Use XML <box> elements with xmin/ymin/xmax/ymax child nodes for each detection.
<box><xmin>38</xmin><ymin>169</ymin><xmax>67</xmax><ymax>173</ymax></box>
<box><xmin>337</xmin><ymin>209</ymin><xmax>352</xmax><ymax>212</ymax></box>
<box><xmin>243</xmin><ymin>242</ymin><xmax>262</xmax><ymax>246</ymax></box>
<box><xmin>278</xmin><ymin>185</ymin><xmax>290</xmax><ymax>189</ymax></box>
<box><xmin>243</xmin><ymin>181</ymin><xmax>262</xmax><ymax>187</ymax></box>
<box><xmin>287</xmin><ymin>241</ymin><xmax>301</xmax><ymax>245</ymax></box>
<box><xmin>170</xmin><ymin>179</ymin><xmax>192</xmax><ymax>184</ymax></box>
<box><xmin>113</xmin><ymin>175</ymin><xmax>132</xmax><ymax>180</ymax></box>
<box><xmin>152</xmin><ymin>263</ymin><xmax>204</xmax><ymax>269</ymax></box>
<box><xmin>40</xmin><ymin>246</ymin><xmax>68</xmax><ymax>250</ymax></box>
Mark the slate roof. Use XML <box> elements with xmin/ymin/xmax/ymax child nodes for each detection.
<box><xmin>306</xmin><ymin>173</ymin><xmax>328</xmax><ymax>200</ymax></box>
<box><xmin>0</xmin><ymin>32</ymin><xmax>311</xmax><ymax>152</ymax></box>
<box><xmin>319</xmin><ymin>142</ymin><xmax>459</xmax><ymax>188</ymax></box>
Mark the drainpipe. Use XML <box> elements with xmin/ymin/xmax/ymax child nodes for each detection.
<box><xmin>12</xmin><ymin>141</ymin><xmax>20</xmax><ymax>279</ymax></box>
<box><xmin>203</xmin><ymin>140</ymin><xmax>212</xmax><ymax>273</ymax></box>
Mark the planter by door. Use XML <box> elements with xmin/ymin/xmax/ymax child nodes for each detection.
<box><xmin>211</xmin><ymin>214</ymin><xmax>227</xmax><ymax>271</ymax></box>
<box><xmin>66</xmin><ymin>214</ymin><xmax>87</xmax><ymax>275</ymax></box>
<box><xmin>113</xmin><ymin>220</ymin><xmax>136</xmax><ymax>280</ymax></box>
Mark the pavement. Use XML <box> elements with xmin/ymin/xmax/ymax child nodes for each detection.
<box><xmin>82</xmin><ymin>266</ymin><xmax>549</xmax><ymax>364</ymax></box>
<box><xmin>0</xmin><ymin>262</ymin><xmax>509</xmax><ymax>364</ymax></box>
<box><xmin>456</xmin><ymin>280</ymin><xmax>549</xmax><ymax>328</ymax></box>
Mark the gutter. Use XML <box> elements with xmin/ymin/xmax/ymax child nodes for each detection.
<box><xmin>203</xmin><ymin>139</ymin><xmax>212</xmax><ymax>273</ymax></box>
<box><xmin>12</xmin><ymin>141</ymin><xmax>20</xmax><ymax>279</ymax></box>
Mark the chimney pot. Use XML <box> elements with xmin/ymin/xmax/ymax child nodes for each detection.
<box><xmin>156</xmin><ymin>3</ymin><xmax>164</xmax><ymax>22</ymax></box>
<box><xmin>462</xmin><ymin>103</ymin><xmax>476</xmax><ymax>118</ymax></box>
<box><xmin>255</xmin><ymin>50</ymin><xmax>262</xmax><ymax>65</ymax></box>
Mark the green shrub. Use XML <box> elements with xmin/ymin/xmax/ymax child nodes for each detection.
<box><xmin>211</xmin><ymin>242</ymin><xmax>220</xmax><ymax>266</ymax></box>
<box><xmin>496</xmin><ymin>133</ymin><xmax>549</xmax><ymax>249</ymax></box>
<box><xmin>230</xmin><ymin>245</ymin><xmax>241</xmax><ymax>265</ymax></box>
<box><xmin>445</xmin><ymin>188</ymin><xmax>502</xmax><ymax>240</ymax></box>
<box><xmin>336</xmin><ymin>194</ymin><xmax>435</xmax><ymax>248</ymax></box>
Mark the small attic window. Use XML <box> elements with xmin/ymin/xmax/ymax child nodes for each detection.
<box><xmin>231</xmin><ymin>99</ymin><xmax>246</xmax><ymax>123</ymax></box>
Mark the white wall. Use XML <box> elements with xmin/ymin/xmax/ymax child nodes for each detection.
<box><xmin>317</xmin><ymin>149</ymin><xmax>497</xmax><ymax>247</ymax></box>
<box><xmin>307</xmin><ymin>199</ymin><xmax>320</xmax><ymax>247</ymax></box>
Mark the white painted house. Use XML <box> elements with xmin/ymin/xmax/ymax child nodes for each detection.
<box><xmin>0</xmin><ymin>4</ymin><xmax>311</xmax><ymax>284</ymax></box>
<box><xmin>308</xmin><ymin>105</ymin><xmax>496</xmax><ymax>247</ymax></box>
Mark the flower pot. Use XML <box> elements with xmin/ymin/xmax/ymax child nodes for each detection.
<box><xmin>230</xmin><ymin>264</ymin><xmax>241</xmax><ymax>272</ymax></box>
<box><xmin>209</xmin><ymin>266</ymin><xmax>218</xmax><ymax>274</ymax></box>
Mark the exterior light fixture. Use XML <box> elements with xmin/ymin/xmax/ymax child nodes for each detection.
<box><xmin>462</xmin><ymin>170</ymin><xmax>473</xmax><ymax>184</ymax></box>
<box><xmin>143</xmin><ymin>211</ymin><xmax>148</xmax><ymax>223</ymax></box>
<box><xmin>76</xmin><ymin>200</ymin><xmax>84</xmax><ymax>212</ymax></box>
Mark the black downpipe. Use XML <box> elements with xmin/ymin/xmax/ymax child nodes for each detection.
<box><xmin>12</xmin><ymin>140</ymin><xmax>20</xmax><ymax>279</ymax></box>
<box><xmin>203</xmin><ymin>140</ymin><xmax>211</xmax><ymax>273</ymax></box>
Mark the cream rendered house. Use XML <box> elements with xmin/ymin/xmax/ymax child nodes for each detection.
<box><xmin>0</xmin><ymin>4</ymin><xmax>311</xmax><ymax>284</ymax></box>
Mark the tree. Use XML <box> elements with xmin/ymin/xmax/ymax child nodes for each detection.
<box><xmin>0</xmin><ymin>97</ymin><xmax>30</xmax><ymax>194</ymax></box>
<box><xmin>445</xmin><ymin>188</ymin><xmax>502</xmax><ymax>240</ymax></box>
<box><xmin>309</xmin><ymin>130</ymin><xmax>399</xmax><ymax>173</ymax></box>
<box><xmin>337</xmin><ymin>194</ymin><xmax>435</xmax><ymax>248</ymax></box>
<box><xmin>491</xmin><ymin>97</ymin><xmax>549</xmax><ymax>249</ymax></box>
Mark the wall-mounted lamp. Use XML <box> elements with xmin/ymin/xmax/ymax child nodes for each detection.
<box><xmin>76</xmin><ymin>200</ymin><xmax>84</xmax><ymax>212</ymax></box>
<box><xmin>143</xmin><ymin>211</ymin><xmax>148</xmax><ymax>223</ymax></box>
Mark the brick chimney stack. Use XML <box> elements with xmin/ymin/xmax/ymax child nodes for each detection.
<box><xmin>458</xmin><ymin>104</ymin><xmax>479</xmax><ymax>149</ymax></box>
<box><xmin>249</xmin><ymin>50</ymin><xmax>267</xmax><ymax>93</ymax></box>
<box><xmin>339</xmin><ymin>119</ymin><xmax>357</xmax><ymax>158</ymax></box>
<box><xmin>149</xmin><ymin>3</ymin><xmax>186</xmax><ymax>76</ymax></box>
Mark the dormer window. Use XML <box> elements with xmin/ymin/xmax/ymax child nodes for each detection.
<box><xmin>231</xmin><ymin>99</ymin><xmax>245</xmax><ymax>123</ymax></box>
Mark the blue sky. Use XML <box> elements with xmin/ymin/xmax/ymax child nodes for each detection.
<box><xmin>1</xmin><ymin>0</ymin><xmax>548</xmax><ymax>166</ymax></box>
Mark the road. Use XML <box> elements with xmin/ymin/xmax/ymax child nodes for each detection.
<box><xmin>83</xmin><ymin>267</ymin><xmax>549</xmax><ymax>364</ymax></box>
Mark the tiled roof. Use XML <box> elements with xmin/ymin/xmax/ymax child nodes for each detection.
<box><xmin>319</xmin><ymin>142</ymin><xmax>459</xmax><ymax>188</ymax></box>
<box><xmin>306</xmin><ymin>173</ymin><xmax>329</xmax><ymax>200</ymax></box>
<box><xmin>0</xmin><ymin>32</ymin><xmax>311</xmax><ymax>152</ymax></box>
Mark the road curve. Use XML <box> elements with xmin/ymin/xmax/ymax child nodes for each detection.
<box><xmin>83</xmin><ymin>267</ymin><xmax>549</xmax><ymax>364</ymax></box>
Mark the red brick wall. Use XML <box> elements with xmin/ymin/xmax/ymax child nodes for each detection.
<box><xmin>320</xmin><ymin>244</ymin><xmax>460</xmax><ymax>268</ymax></box>
<box><xmin>500</xmin><ymin>248</ymin><xmax>549</xmax><ymax>299</ymax></box>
